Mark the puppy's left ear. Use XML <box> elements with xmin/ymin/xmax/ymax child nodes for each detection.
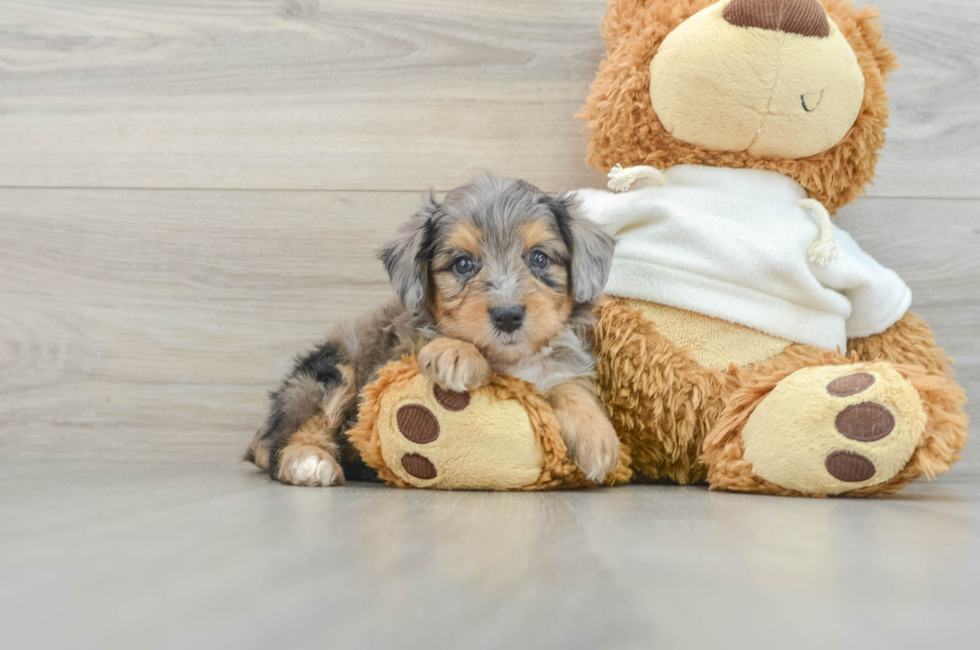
<box><xmin>545</xmin><ymin>194</ymin><xmax>615</xmax><ymax>303</ymax></box>
<box><xmin>378</xmin><ymin>193</ymin><xmax>440</xmax><ymax>315</ymax></box>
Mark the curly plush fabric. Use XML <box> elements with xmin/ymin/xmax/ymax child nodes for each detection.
<box><xmin>581</xmin><ymin>0</ymin><xmax>898</xmax><ymax>213</ymax></box>
<box><xmin>594</xmin><ymin>296</ymin><xmax>825</xmax><ymax>484</ymax></box>
<box><xmin>593</xmin><ymin>296</ymin><xmax>968</xmax><ymax>496</ymax></box>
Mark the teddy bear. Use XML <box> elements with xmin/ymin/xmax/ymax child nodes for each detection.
<box><xmin>346</xmin><ymin>0</ymin><xmax>968</xmax><ymax>496</ymax></box>
<box><xmin>577</xmin><ymin>0</ymin><xmax>968</xmax><ymax>496</ymax></box>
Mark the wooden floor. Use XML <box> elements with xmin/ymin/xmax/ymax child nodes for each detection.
<box><xmin>2</xmin><ymin>458</ymin><xmax>979</xmax><ymax>649</ymax></box>
<box><xmin>1</xmin><ymin>1</ymin><xmax>978</xmax><ymax>647</ymax></box>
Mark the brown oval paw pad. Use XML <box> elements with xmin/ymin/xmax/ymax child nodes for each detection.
<box><xmin>401</xmin><ymin>453</ymin><xmax>437</xmax><ymax>480</ymax></box>
<box><xmin>827</xmin><ymin>372</ymin><xmax>875</xmax><ymax>397</ymax></box>
<box><xmin>825</xmin><ymin>451</ymin><xmax>875</xmax><ymax>482</ymax></box>
<box><xmin>835</xmin><ymin>402</ymin><xmax>895</xmax><ymax>442</ymax></box>
<box><xmin>396</xmin><ymin>405</ymin><xmax>440</xmax><ymax>444</ymax></box>
<box><xmin>433</xmin><ymin>384</ymin><xmax>470</xmax><ymax>411</ymax></box>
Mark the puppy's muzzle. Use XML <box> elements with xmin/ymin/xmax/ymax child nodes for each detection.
<box><xmin>490</xmin><ymin>304</ymin><xmax>525</xmax><ymax>334</ymax></box>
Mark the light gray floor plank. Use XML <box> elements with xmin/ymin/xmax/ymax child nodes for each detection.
<box><xmin>0</xmin><ymin>0</ymin><xmax>977</xmax><ymax>196</ymax></box>
<box><xmin>1</xmin><ymin>190</ymin><xmax>977</xmax><ymax>466</ymax></box>
<box><xmin>1</xmin><ymin>459</ymin><xmax>978</xmax><ymax>650</ymax></box>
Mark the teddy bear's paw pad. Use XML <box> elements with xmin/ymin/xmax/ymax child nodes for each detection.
<box><xmin>401</xmin><ymin>453</ymin><xmax>437</xmax><ymax>480</ymax></box>
<box><xmin>741</xmin><ymin>363</ymin><xmax>926</xmax><ymax>495</ymax></box>
<box><xmin>377</xmin><ymin>374</ymin><xmax>544</xmax><ymax>489</ymax></box>
<box><xmin>432</xmin><ymin>385</ymin><xmax>470</xmax><ymax>411</ymax></box>
<box><xmin>835</xmin><ymin>402</ymin><xmax>894</xmax><ymax>442</ymax></box>
<box><xmin>826</xmin><ymin>372</ymin><xmax>876</xmax><ymax>397</ymax></box>
<box><xmin>824</xmin><ymin>450</ymin><xmax>876</xmax><ymax>482</ymax></box>
<box><xmin>396</xmin><ymin>404</ymin><xmax>440</xmax><ymax>444</ymax></box>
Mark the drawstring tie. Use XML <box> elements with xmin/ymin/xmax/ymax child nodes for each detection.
<box><xmin>797</xmin><ymin>198</ymin><xmax>838</xmax><ymax>266</ymax></box>
<box><xmin>607</xmin><ymin>164</ymin><xmax>667</xmax><ymax>192</ymax></box>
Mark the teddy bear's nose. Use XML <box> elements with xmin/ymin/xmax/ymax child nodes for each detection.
<box><xmin>723</xmin><ymin>0</ymin><xmax>830</xmax><ymax>38</ymax></box>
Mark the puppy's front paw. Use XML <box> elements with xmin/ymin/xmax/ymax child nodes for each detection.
<box><xmin>548</xmin><ymin>383</ymin><xmax>621</xmax><ymax>483</ymax></box>
<box><xmin>277</xmin><ymin>445</ymin><xmax>346</xmax><ymax>487</ymax></box>
<box><xmin>418</xmin><ymin>338</ymin><xmax>491</xmax><ymax>392</ymax></box>
<box><xmin>568</xmin><ymin>419</ymin><xmax>621</xmax><ymax>483</ymax></box>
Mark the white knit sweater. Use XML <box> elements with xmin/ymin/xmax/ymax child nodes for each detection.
<box><xmin>574</xmin><ymin>165</ymin><xmax>911</xmax><ymax>352</ymax></box>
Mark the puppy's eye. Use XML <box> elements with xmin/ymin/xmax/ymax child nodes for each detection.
<box><xmin>528</xmin><ymin>250</ymin><xmax>550</xmax><ymax>270</ymax></box>
<box><xmin>451</xmin><ymin>256</ymin><xmax>474</xmax><ymax>275</ymax></box>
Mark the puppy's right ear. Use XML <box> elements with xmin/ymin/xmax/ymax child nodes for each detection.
<box><xmin>378</xmin><ymin>192</ymin><xmax>440</xmax><ymax>315</ymax></box>
<box><xmin>543</xmin><ymin>194</ymin><xmax>616</xmax><ymax>304</ymax></box>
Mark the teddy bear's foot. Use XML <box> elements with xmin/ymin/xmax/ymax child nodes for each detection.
<box><xmin>702</xmin><ymin>357</ymin><xmax>961</xmax><ymax>496</ymax></box>
<box><xmin>383</xmin><ymin>378</ymin><xmax>549</xmax><ymax>489</ymax></box>
<box><xmin>347</xmin><ymin>357</ymin><xmax>632</xmax><ymax>490</ymax></box>
<box><xmin>738</xmin><ymin>363</ymin><xmax>926</xmax><ymax>495</ymax></box>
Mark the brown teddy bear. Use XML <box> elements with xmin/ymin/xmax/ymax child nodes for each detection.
<box><xmin>579</xmin><ymin>0</ymin><xmax>968</xmax><ymax>496</ymax></box>
<box><xmin>347</xmin><ymin>0</ymin><xmax>968</xmax><ymax>496</ymax></box>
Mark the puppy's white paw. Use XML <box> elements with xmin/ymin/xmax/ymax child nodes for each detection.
<box><xmin>277</xmin><ymin>446</ymin><xmax>345</xmax><ymax>487</ymax></box>
<box><xmin>419</xmin><ymin>338</ymin><xmax>491</xmax><ymax>392</ymax></box>
<box><xmin>568</xmin><ymin>419</ymin><xmax>621</xmax><ymax>483</ymax></box>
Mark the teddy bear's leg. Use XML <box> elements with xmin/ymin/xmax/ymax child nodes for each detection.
<box><xmin>704</xmin><ymin>318</ymin><xmax>968</xmax><ymax>496</ymax></box>
<box><xmin>847</xmin><ymin>312</ymin><xmax>955</xmax><ymax>377</ymax></box>
<box><xmin>593</xmin><ymin>298</ymin><xmax>737</xmax><ymax>484</ymax></box>
<box><xmin>347</xmin><ymin>357</ymin><xmax>633</xmax><ymax>490</ymax></box>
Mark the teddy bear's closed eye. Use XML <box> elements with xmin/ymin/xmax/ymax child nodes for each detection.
<box><xmin>802</xmin><ymin>89</ymin><xmax>825</xmax><ymax>112</ymax></box>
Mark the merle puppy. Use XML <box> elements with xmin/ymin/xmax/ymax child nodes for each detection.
<box><xmin>246</xmin><ymin>173</ymin><xmax>619</xmax><ymax>486</ymax></box>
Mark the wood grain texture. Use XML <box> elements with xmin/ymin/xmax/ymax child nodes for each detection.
<box><xmin>1</xmin><ymin>459</ymin><xmax>979</xmax><ymax>649</ymax></box>
<box><xmin>0</xmin><ymin>0</ymin><xmax>978</xmax><ymax>195</ymax></box>
<box><xmin>0</xmin><ymin>189</ymin><xmax>405</xmax><ymax>461</ymax></box>
<box><xmin>0</xmin><ymin>0</ymin><xmax>608</xmax><ymax>192</ymax></box>
<box><xmin>1</xmin><ymin>190</ymin><xmax>977</xmax><ymax>465</ymax></box>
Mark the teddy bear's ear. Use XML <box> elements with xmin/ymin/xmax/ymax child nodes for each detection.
<box><xmin>825</xmin><ymin>1</ymin><xmax>898</xmax><ymax>78</ymax></box>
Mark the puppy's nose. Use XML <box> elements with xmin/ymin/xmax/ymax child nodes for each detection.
<box><xmin>490</xmin><ymin>305</ymin><xmax>525</xmax><ymax>333</ymax></box>
<box><xmin>723</xmin><ymin>0</ymin><xmax>829</xmax><ymax>38</ymax></box>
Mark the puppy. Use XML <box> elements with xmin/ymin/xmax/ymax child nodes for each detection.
<box><xmin>246</xmin><ymin>173</ymin><xmax>619</xmax><ymax>486</ymax></box>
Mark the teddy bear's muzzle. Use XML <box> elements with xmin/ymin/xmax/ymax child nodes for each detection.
<box><xmin>647</xmin><ymin>0</ymin><xmax>866</xmax><ymax>160</ymax></box>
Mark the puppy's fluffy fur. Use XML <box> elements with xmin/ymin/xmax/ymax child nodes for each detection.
<box><xmin>246</xmin><ymin>173</ymin><xmax>618</xmax><ymax>486</ymax></box>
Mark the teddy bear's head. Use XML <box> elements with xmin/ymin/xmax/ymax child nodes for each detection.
<box><xmin>581</xmin><ymin>0</ymin><xmax>898</xmax><ymax>212</ymax></box>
